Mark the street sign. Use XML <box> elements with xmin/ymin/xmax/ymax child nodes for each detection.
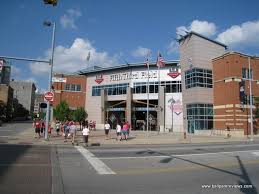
<box><xmin>52</xmin><ymin>77</ymin><xmax>67</xmax><ymax>83</ymax></box>
<box><xmin>44</xmin><ymin>92</ymin><xmax>54</xmax><ymax>102</ymax></box>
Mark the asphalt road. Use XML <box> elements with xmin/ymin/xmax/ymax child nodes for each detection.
<box><xmin>0</xmin><ymin>121</ymin><xmax>33</xmax><ymax>143</ymax></box>
<box><xmin>56</xmin><ymin>142</ymin><xmax>259</xmax><ymax>194</ymax></box>
<box><xmin>1</xmin><ymin>122</ymin><xmax>259</xmax><ymax>194</ymax></box>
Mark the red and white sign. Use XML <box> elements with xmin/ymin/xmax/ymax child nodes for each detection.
<box><xmin>168</xmin><ymin>67</ymin><xmax>181</xmax><ymax>79</ymax></box>
<box><xmin>44</xmin><ymin>92</ymin><xmax>54</xmax><ymax>102</ymax></box>
<box><xmin>95</xmin><ymin>74</ymin><xmax>104</xmax><ymax>84</ymax></box>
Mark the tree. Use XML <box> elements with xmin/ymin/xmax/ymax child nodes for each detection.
<box><xmin>72</xmin><ymin>107</ymin><xmax>88</xmax><ymax>130</ymax></box>
<box><xmin>53</xmin><ymin>101</ymin><xmax>71</xmax><ymax>122</ymax></box>
<box><xmin>0</xmin><ymin>101</ymin><xmax>6</xmax><ymax>119</ymax></box>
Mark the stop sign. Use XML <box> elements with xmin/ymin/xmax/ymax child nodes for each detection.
<box><xmin>44</xmin><ymin>92</ymin><xmax>54</xmax><ymax>102</ymax></box>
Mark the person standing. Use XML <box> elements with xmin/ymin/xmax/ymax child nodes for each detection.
<box><xmin>122</xmin><ymin>122</ymin><xmax>129</xmax><ymax>141</ymax></box>
<box><xmin>116</xmin><ymin>122</ymin><xmax>122</xmax><ymax>141</ymax></box>
<box><xmin>41</xmin><ymin>119</ymin><xmax>45</xmax><ymax>136</ymax></box>
<box><xmin>34</xmin><ymin>118</ymin><xmax>41</xmax><ymax>138</ymax></box>
<box><xmin>82</xmin><ymin>123</ymin><xmax>90</xmax><ymax>147</ymax></box>
<box><xmin>104</xmin><ymin>121</ymin><xmax>111</xmax><ymax>140</ymax></box>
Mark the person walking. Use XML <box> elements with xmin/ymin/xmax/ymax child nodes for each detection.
<box><xmin>63</xmin><ymin>121</ymin><xmax>70</xmax><ymax>142</ymax></box>
<box><xmin>116</xmin><ymin>122</ymin><xmax>122</xmax><ymax>141</ymax></box>
<box><xmin>82</xmin><ymin>123</ymin><xmax>90</xmax><ymax>147</ymax></box>
<box><xmin>104</xmin><ymin>121</ymin><xmax>111</xmax><ymax>140</ymax></box>
<box><xmin>55</xmin><ymin>121</ymin><xmax>61</xmax><ymax>136</ymax></box>
<box><xmin>70</xmin><ymin>121</ymin><xmax>77</xmax><ymax>145</ymax></box>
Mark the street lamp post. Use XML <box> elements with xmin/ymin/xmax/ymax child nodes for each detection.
<box><xmin>248</xmin><ymin>57</ymin><xmax>254</xmax><ymax>141</ymax></box>
<box><xmin>44</xmin><ymin>21</ymin><xmax>56</xmax><ymax>140</ymax></box>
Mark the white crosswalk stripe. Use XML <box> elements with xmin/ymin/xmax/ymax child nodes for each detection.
<box><xmin>75</xmin><ymin>146</ymin><xmax>116</xmax><ymax>175</ymax></box>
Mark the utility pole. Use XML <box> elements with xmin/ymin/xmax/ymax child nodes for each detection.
<box><xmin>44</xmin><ymin>21</ymin><xmax>56</xmax><ymax>140</ymax></box>
<box><xmin>248</xmin><ymin>57</ymin><xmax>254</xmax><ymax>141</ymax></box>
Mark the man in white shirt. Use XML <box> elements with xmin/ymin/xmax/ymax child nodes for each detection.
<box><xmin>82</xmin><ymin>124</ymin><xmax>90</xmax><ymax>146</ymax></box>
<box><xmin>104</xmin><ymin>121</ymin><xmax>111</xmax><ymax>139</ymax></box>
<box><xmin>116</xmin><ymin>123</ymin><xmax>122</xmax><ymax>141</ymax></box>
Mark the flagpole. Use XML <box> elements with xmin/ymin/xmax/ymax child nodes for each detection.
<box><xmin>146</xmin><ymin>59</ymin><xmax>150</xmax><ymax>133</ymax></box>
<box><xmin>157</xmin><ymin>51</ymin><xmax>161</xmax><ymax>133</ymax></box>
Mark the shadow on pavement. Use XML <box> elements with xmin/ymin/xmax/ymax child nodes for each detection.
<box><xmin>137</xmin><ymin>148</ymin><xmax>259</xmax><ymax>194</ymax></box>
<box><xmin>236</xmin><ymin>156</ymin><xmax>258</xmax><ymax>194</ymax></box>
<box><xmin>0</xmin><ymin>144</ymin><xmax>32</xmax><ymax>179</ymax></box>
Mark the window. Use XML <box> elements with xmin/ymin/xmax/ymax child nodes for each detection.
<box><xmin>133</xmin><ymin>81</ymin><xmax>182</xmax><ymax>94</ymax></box>
<box><xmin>65</xmin><ymin>84</ymin><xmax>70</xmax><ymax>90</ymax></box>
<box><xmin>185</xmin><ymin>68</ymin><xmax>212</xmax><ymax>89</ymax></box>
<box><xmin>242</xmin><ymin>68</ymin><xmax>247</xmax><ymax>79</ymax></box>
<box><xmin>187</xmin><ymin>103</ymin><xmax>213</xmax><ymax>132</ymax></box>
<box><xmin>92</xmin><ymin>83</ymin><xmax>129</xmax><ymax>96</ymax></box>
<box><xmin>76</xmin><ymin>84</ymin><xmax>81</xmax><ymax>91</ymax></box>
<box><xmin>71</xmin><ymin>84</ymin><xmax>76</xmax><ymax>91</ymax></box>
<box><xmin>242</xmin><ymin>67</ymin><xmax>253</xmax><ymax>79</ymax></box>
<box><xmin>248</xmin><ymin>69</ymin><xmax>253</xmax><ymax>79</ymax></box>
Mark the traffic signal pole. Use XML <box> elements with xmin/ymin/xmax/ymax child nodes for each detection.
<box><xmin>45</xmin><ymin>21</ymin><xmax>56</xmax><ymax>140</ymax></box>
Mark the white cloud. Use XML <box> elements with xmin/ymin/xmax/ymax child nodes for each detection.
<box><xmin>11</xmin><ymin>66</ymin><xmax>22</xmax><ymax>76</ymax></box>
<box><xmin>167</xmin><ymin>41</ymin><xmax>179</xmax><ymax>55</ymax></box>
<box><xmin>30</xmin><ymin>38</ymin><xmax>118</xmax><ymax>76</ymax></box>
<box><xmin>60</xmin><ymin>9</ymin><xmax>82</xmax><ymax>29</ymax></box>
<box><xmin>132</xmin><ymin>46</ymin><xmax>151</xmax><ymax>58</ymax></box>
<box><xmin>176</xmin><ymin>20</ymin><xmax>217</xmax><ymax>37</ymax></box>
<box><xmin>216</xmin><ymin>20</ymin><xmax>259</xmax><ymax>47</ymax></box>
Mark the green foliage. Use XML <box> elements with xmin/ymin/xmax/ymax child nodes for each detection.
<box><xmin>72</xmin><ymin>107</ymin><xmax>88</xmax><ymax>130</ymax></box>
<box><xmin>53</xmin><ymin>101</ymin><xmax>71</xmax><ymax>122</ymax></box>
<box><xmin>0</xmin><ymin>101</ymin><xmax>6</xmax><ymax>117</ymax></box>
<box><xmin>255</xmin><ymin>108</ymin><xmax>259</xmax><ymax>118</ymax></box>
<box><xmin>72</xmin><ymin>107</ymin><xmax>87</xmax><ymax>122</ymax></box>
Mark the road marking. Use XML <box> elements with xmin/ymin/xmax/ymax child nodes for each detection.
<box><xmin>100</xmin><ymin>149</ymin><xmax>259</xmax><ymax>160</ymax></box>
<box><xmin>0</xmin><ymin>130</ymin><xmax>12</xmax><ymax>132</ymax></box>
<box><xmin>75</xmin><ymin>146</ymin><xmax>116</xmax><ymax>175</ymax></box>
<box><xmin>252</xmin><ymin>152</ymin><xmax>259</xmax><ymax>157</ymax></box>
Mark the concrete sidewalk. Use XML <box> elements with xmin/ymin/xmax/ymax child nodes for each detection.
<box><xmin>5</xmin><ymin>126</ymin><xmax>259</xmax><ymax>146</ymax></box>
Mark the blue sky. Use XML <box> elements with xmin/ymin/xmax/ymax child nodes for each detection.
<box><xmin>1</xmin><ymin>0</ymin><xmax>259</xmax><ymax>92</ymax></box>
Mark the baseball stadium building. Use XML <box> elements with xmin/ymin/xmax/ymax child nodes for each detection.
<box><xmin>78</xmin><ymin>61</ymin><xmax>183</xmax><ymax>131</ymax></box>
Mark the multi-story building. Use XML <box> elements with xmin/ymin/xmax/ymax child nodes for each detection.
<box><xmin>33</xmin><ymin>93</ymin><xmax>44</xmax><ymax>115</ymax></box>
<box><xmin>52</xmin><ymin>74</ymin><xmax>86</xmax><ymax>110</ymax></box>
<box><xmin>10</xmin><ymin>81</ymin><xmax>36</xmax><ymax>115</ymax></box>
<box><xmin>179</xmin><ymin>31</ymin><xmax>227</xmax><ymax>134</ymax></box>
<box><xmin>78</xmin><ymin>61</ymin><xmax>183</xmax><ymax>131</ymax></box>
<box><xmin>0</xmin><ymin>84</ymin><xmax>13</xmax><ymax>120</ymax></box>
<box><xmin>213</xmin><ymin>52</ymin><xmax>259</xmax><ymax>136</ymax></box>
<box><xmin>0</xmin><ymin>59</ymin><xmax>11</xmax><ymax>85</ymax></box>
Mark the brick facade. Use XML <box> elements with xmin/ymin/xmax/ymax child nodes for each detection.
<box><xmin>213</xmin><ymin>52</ymin><xmax>259</xmax><ymax>135</ymax></box>
<box><xmin>52</xmin><ymin>74</ymin><xmax>86</xmax><ymax>110</ymax></box>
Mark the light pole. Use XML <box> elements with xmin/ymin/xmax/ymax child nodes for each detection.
<box><xmin>44</xmin><ymin>21</ymin><xmax>56</xmax><ymax>140</ymax></box>
<box><xmin>248</xmin><ymin>57</ymin><xmax>254</xmax><ymax>141</ymax></box>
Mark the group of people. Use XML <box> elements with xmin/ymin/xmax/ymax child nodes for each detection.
<box><xmin>104</xmin><ymin>121</ymin><xmax>131</xmax><ymax>141</ymax></box>
<box><xmin>33</xmin><ymin>118</ymin><xmax>131</xmax><ymax>146</ymax></box>
<box><xmin>33</xmin><ymin>118</ymin><xmax>46</xmax><ymax>138</ymax></box>
<box><xmin>116</xmin><ymin>121</ymin><xmax>131</xmax><ymax>141</ymax></box>
<box><xmin>33</xmin><ymin>118</ymin><xmax>79</xmax><ymax>145</ymax></box>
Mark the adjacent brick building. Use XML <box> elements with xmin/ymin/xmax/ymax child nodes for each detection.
<box><xmin>213</xmin><ymin>52</ymin><xmax>259</xmax><ymax>136</ymax></box>
<box><xmin>52</xmin><ymin>74</ymin><xmax>86</xmax><ymax>110</ymax></box>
